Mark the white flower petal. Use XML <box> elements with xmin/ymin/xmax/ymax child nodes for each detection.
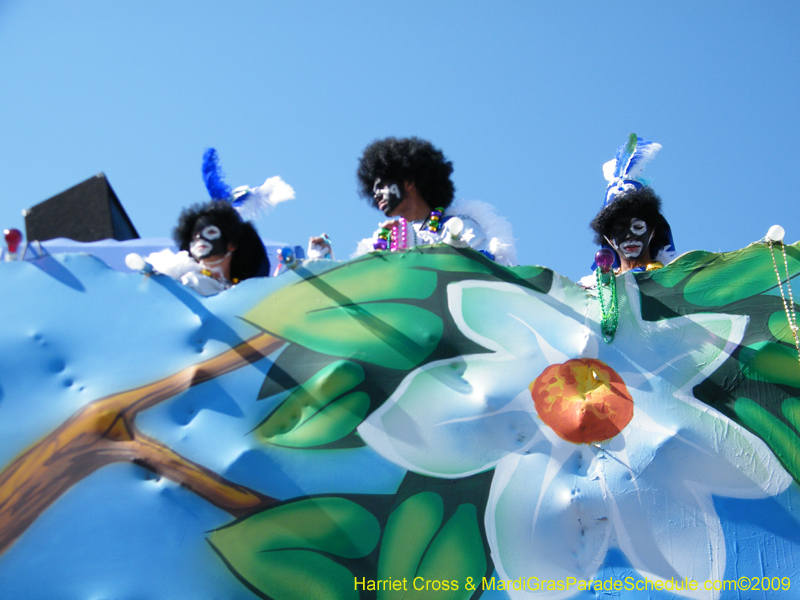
<box><xmin>486</xmin><ymin>451</ymin><xmax>612</xmax><ymax>599</ymax></box>
<box><xmin>633</xmin><ymin>407</ymin><xmax>791</xmax><ymax>497</ymax></box>
<box><xmin>359</xmin><ymin>358</ymin><xmax>541</xmax><ymax>477</ymax></box>
<box><xmin>608</xmin><ymin>479</ymin><xmax>726</xmax><ymax>600</ymax></box>
<box><xmin>596</xmin><ymin>277</ymin><xmax>748</xmax><ymax>394</ymax></box>
<box><xmin>449</xmin><ymin>280</ymin><xmax>589</xmax><ymax>361</ymax></box>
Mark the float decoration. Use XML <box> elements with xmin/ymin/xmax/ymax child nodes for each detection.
<box><xmin>0</xmin><ymin>242</ymin><xmax>799</xmax><ymax>599</ymax></box>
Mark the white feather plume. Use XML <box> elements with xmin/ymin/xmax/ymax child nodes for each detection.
<box><xmin>602</xmin><ymin>159</ymin><xmax>617</xmax><ymax>182</ymax></box>
<box><xmin>233</xmin><ymin>176</ymin><xmax>295</xmax><ymax>221</ymax></box>
<box><xmin>625</xmin><ymin>142</ymin><xmax>662</xmax><ymax>180</ymax></box>
<box><xmin>603</xmin><ymin>140</ymin><xmax>662</xmax><ymax>183</ymax></box>
<box><xmin>448</xmin><ymin>198</ymin><xmax>517</xmax><ymax>266</ymax></box>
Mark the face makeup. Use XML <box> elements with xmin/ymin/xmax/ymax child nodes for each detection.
<box><xmin>373</xmin><ymin>178</ymin><xmax>404</xmax><ymax>216</ymax></box>
<box><xmin>607</xmin><ymin>218</ymin><xmax>654</xmax><ymax>260</ymax></box>
<box><xmin>190</xmin><ymin>218</ymin><xmax>228</xmax><ymax>261</ymax></box>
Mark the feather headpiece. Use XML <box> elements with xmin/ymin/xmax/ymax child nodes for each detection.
<box><xmin>201</xmin><ymin>148</ymin><xmax>295</xmax><ymax>221</ymax></box>
<box><xmin>589</xmin><ymin>133</ymin><xmax>676</xmax><ymax>271</ymax></box>
<box><xmin>602</xmin><ymin>133</ymin><xmax>661</xmax><ymax>206</ymax></box>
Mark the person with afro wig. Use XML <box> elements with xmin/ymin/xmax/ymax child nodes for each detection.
<box><xmin>143</xmin><ymin>201</ymin><xmax>269</xmax><ymax>296</ymax></box>
<box><xmin>580</xmin><ymin>134</ymin><xmax>677</xmax><ymax>288</ymax></box>
<box><xmin>137</xmin><ymin>147</ymin><xmax>291</xmax><ymax>295</ymax></box>
<box><xmin>589</xmin><ymin>187</ymin><xmax>671</xmax><ymax>275</ymax></box>
<box><xmin>309</xmin><ymin>136</ymin><xmax>516</xmax><ymax>265</ymax></box>
<box><xmin>174</xmin><ymin>200</ymin><xmax>269</xmax><ymax>281</ymax></box>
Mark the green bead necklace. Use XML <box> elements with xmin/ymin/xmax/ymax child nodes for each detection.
<box><xmin>596</xmin><ymin>267</ymin><xmax>619</xmax><ymax>343</ymax></box>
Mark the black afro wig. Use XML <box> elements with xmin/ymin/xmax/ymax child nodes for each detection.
<box><xmin>590</xmin><ymin>187</ymin><xmax>668</xmax><ymax>249</ymax></box>
<box><xmin>356</xmin><ymin>137</ymin><xmax>455</xmax><ymax>210</ymax></box>
<box><xmin>173</xmin><ymin>201</ymin><xmax>269</xmax><ymax>281</ymax></box>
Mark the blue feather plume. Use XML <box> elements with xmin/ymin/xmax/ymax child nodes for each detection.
<box><xmin>202</xmin><ymin>148</ymin><xmax>232</xmax><ymax>201</ymax></box>
<box><xmin>613</xmin><ymin>133</ymin><xmax>661</xmax><ymax>180</ymax></box>
<box><xmin>612</xmin><ymin>133</ymin><xmax>638</xmax><ymax>179</ymax></box>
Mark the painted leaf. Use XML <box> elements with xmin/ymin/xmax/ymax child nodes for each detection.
<box><xmin>261</xmin><ymin>391</ymin><xmax>370</xmax><ymax>448</ymax></box>
<box><xmin>681</xmin><ymin>243</ymin><xmax>800</xmax><ymax>306</ymax></box>
<box><xmin>244</xmin><ymin>256</ymin><xmax>443</xmax><ymax>369</ymax></box>
<box><xmin>769</xmin><ymin>310</ymin><xmax>800</xmax><ymax>345</ymax></box>
<box><xmin>377</xmin><ymin>492</ymin><xmax>444</xmax><ymax>599</ymax></box>
<box><xmin>741</xmin><ymin>342</ymin><xmax>800</xmax><ymax>387</ymax></box>
<box><xmin>375</xmin><ymin>493</ymin><xmax>485</xmax><ymax>600</ymax></box>
<box><xmin>209</xmin><ymin>497</ymin><xmax>380</xmax><ymax>600</ymax></box>
<box><xmin>410</xmin><ymin>503</ymin><xmax>486</xmax><ymax>599</ymax></box>
<box><xmin>256</xmin><ymin>360</ymin><xmax>370</xmax><ymax>447</ymax></box>
<box><xmin>646</xmin><ymin>250</ymin><xmax>718</xmax><ymax>288</ymax></box>
<box><xmin>734</xmin><ymin>397</ymin><xmax>800</xmax><ymax>483</ymax></box>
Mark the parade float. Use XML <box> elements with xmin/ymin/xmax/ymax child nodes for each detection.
<box><xmin>2</xmin><ymin>134</ymin><xmax>799</xmax><ymax>599</ymax></box>
<box><xmin>1</xmin><ymin>233</ymin><xmax>799</xmax><ymax>600</ymax></box>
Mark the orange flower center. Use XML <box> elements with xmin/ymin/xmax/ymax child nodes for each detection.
<box><xmin>529</xmin><ymin>358</ymin><xmax>633</xmax><ymax>444</ymax></box>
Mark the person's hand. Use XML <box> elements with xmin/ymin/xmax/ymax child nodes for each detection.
<box><xmin>379</xmin><ymin>219</ymin><xmax>401</xmax><ymax>231</ymax></box>
<box><xmin>308</xmin><ymin>233</ymin><xmax>333</xmax><ymax>259</ymax></box>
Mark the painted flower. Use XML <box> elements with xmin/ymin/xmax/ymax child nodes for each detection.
<box><xmin>359</xmin><ymin>276</ymin><xmax>792</xmax><ymax>599</ymax></box>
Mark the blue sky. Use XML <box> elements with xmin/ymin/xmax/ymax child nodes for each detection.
<box><xmin>1</xmin><ymin>1</ymin><xmax>798</xmax><ymax>281</ymax></box>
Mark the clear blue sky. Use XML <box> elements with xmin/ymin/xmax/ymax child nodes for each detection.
<box><xmin>1</xmin><ymin>1</ymin><xmax>798</xmax><ymax>282</ymax></box>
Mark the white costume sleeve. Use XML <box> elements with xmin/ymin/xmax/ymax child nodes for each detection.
<box><xmin>444</xmin><ymin>200</ymin><xmax>517</xmax><ymax>266</ymax></box>
<box><xmin>144</xmin><ymin>248</ymin><xmax>229</xmax><ymax>296</ymax></box>
<box><xmin>179</xmin><ymin>271</ymin><xmax>230</xmax><ymax>296</ymax></box>
<box><xmin>353</xmin><ymin>234</ymin><xmax>378</xmax><ymax>258</ymax></box>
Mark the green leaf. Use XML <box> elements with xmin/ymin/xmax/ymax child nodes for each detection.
<box><xmin>406</xmin><ymin>249</ymin><xmax>506</xmax><ymax>275</ymax></box>
<box><xmin>375</xmin><ymin>495</ymin><xmax>485</xmax><ymax>600</ymax></box>
<box><xmin>260</xmin><ymin>392</ymin><xmax>370</xmax><ymax>448</ymax></box>
<box><xmin>782</xmin><ymin>397</ymin><xmax>800</xmax><ymax>432</ymax></box>
<box><xmin>682</xmin><ymin>243</ymin><xmax>800</xmax><ymax>306</ymax></box>
<box><xmin>734</xmin><ymin>397</ymin><xmax>800</xmax><ymax>483</ymax></box>
<box><xmin>769</xmin><ymin>310</ymin><xmax>800</xmax><ymax>345</ymax></box>
<box><xmin>209</xmin><ymin>497</ymin><xmax>380</xmax><ymax>600</ymax></box>
<box><xmin>410</xmin><ymin>503</ymin><xmax>487</xmax><ymax>599</ymax></box>
<box><xmin>244</xmin><ymin>258</ymin><xmax>443</xmax><ymax>369</ymax></box>
<box><xmin>377</xmin><ymin>492</ymin><xmax>444</xmax><ymax>599</ymax></box>
<box><xmin>256</xmin><ymin>360</ymin><xmax>369</xmax><ymax>447</ymax></box>
<box><xmin>217</xmin><ymin>549</ymin><xmax>359</xmax><ymax>600</ymax></box>
<box><xmin>741</xmin><ymin>342</ymin><xmax>800</xmax><ymax>387</ymax></box>
<box><xmin>509</xmin><ymin>265</ymin><xmax>545</xmax><ymax>280</ymax></box>
<box><xmin>647</xmin><ymin>250</ymin><xmax>718</xmax><ymax>288</ymax></box>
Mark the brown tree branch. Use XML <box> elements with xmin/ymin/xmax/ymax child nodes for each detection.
<box><xmin>0</xmin><ymin>332</ymin><xmax>284</xmax><ymax>556</ymax></box>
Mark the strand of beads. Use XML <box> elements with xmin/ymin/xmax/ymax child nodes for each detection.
<box><xmin>373</xmin><ymin>226</ymin><xmax>391</xmax><ymax>250</ymax></box>
<box><xmin>390</xmin><ymin>218</ymin><xmax>408</xmax><ymax>250</ymax></box>
<box><xmin>427</xmin><ymin>207</ymin><xmax>445</xmax><ymax>232</ymax></box>
<box><xmin>766</xmin><ymin>225</ymin><xmax>800</xmax><ymax>366</ymax></box>
<box><xmin>594</xmin><ymin>248</ymin><xmax>619</xmax><ymax>343</ymax></box>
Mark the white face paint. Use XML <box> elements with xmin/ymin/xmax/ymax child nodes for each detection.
<box><xmin>190</xmin><ymin>238</ymin><xmax>213</xmax><ymax>259</ymax></box>
<box><xmin>202</xmin><ymin>225</ymin><xmax>221</xmax><ymax>240</ymax></box>
<box><xmin>373</xmin><ymin>178</ymin><xmax>403</xmax><ymax>216</ymax></box>
<box><xmin>607</xmin><ymin>218</ymin><xmax>654</xmax><ymax>260</ymax></box>
<box><xmin>630</xmin><ymin>219</ymin><xmax>647</xmax><ymax>237</ymax></box>
<box><xmin>190</xmin><ymin>225</ymin><xmax>223</xmax><ymax>260</ymax></box>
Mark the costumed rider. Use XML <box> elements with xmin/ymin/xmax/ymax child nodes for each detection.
<box><xmin>580</xmin><ymin>133</ymin><xmax>676</xmax><ymax>287</ymax></box>
<box><xmin>142</xmin><ymin>148</ymin><xmax>295</xmax><ymax>296</ymax></box>
<box><xmin>308</xmin><ymin>136</ymin><xmax>516</xmax><ymax>266</ymax></box>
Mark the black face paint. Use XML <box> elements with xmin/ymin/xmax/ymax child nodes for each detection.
<box><xmin>373</xmin><ymin>178</ymin><xmax>404</xmax><ymax>216</ymax></box>
<box><xmin>190</xmin><ymin>217</ymin><xmax>229</xmax><ymax>261</ymax></box>
<box><xmin>608</xmin><ymin>218</ymin><xmax>653</xmax><ymax>260</ymax></box>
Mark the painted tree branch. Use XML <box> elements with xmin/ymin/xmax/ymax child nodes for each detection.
<box><xmin>0</xmin><ymin>332</ymin><xmax>283</xmax><ymax>556</ymax></box>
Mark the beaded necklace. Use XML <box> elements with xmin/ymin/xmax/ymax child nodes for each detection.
<box><xmin>373</xmin><ymin>218</ymin><xmax>409</xmax><ymax>251</ymax></box>
<box><xmin>390</xmin><ymin>218</ymin><xmax>408</xmax><ymax>250</ymax></box>
<box><xmin>426</xmin><ymin>207</ymin><xmax>445</xmax><ymax>232</ymax></box>
<box><xmin>766</xmin><ymin>226</ymin><xmax>800</xmax><ymax>366</ymax></box>
<box><xmin>373</xmin><ymin>206</ymin><xmax>444</xmax><ymax>251</ymax></box>
<box><xmin>595</xmin><ymin>268</ymin><xmax>619</xmax><ymax>343</ymax></box>
<box><xmin>593</xmin><ymin>248</ymin><xmax>619</xmax><ymax>343</ymax></box>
